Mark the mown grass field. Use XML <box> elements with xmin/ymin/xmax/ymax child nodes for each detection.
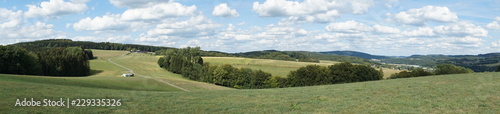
<box><xmin>1</xmin><ymin>72</ymin><xmax>498</xmax><ymax>113</ymax></box>
<box><xmin>0</xmin><ymin>50</ymin><xmax>498</xmax><ymax>113</ymax></box>
<box><xmin>0</xmin><ymin>50</ymin><xmax>179</xmax><ymax>92</ymax></box>
<box><xmin>110</xmin><ymin>53</ymin><xmax>231</xmax><ymax>91</ymax></box>
<box><xmin>203</xmin><ymin>57</ymin><xmax>400</xmax><ymax>78</ymax></box>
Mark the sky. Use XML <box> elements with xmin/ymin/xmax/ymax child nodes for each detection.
<box><xmin>0</xmin><ymin>0</ymin><xmax>499</xmax><ymax>56</ymax></box>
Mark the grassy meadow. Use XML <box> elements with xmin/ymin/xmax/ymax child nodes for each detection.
<box><xmin>203</xmin><ymin>57</ymin><xmax>400</xmax><ymax>78</ymax></box>
<box><xmin>0</xmin><ymin>50</ymin><xmax>498</xmax><ymax>113</ymax></box>
<box><xmin>1</xmin><ymin>72</ymin><xmax>498</xmax><ymax>113</ymax></box>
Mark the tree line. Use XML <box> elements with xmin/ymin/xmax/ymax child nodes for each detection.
<box><xmin>158</xmin><ymin>47</ymin><xmax>499</xmax><ymax>89</ymax></box>
<box><xmin>233</xmin><ymin>50</ymin><xmax>320</xmax><ymax>63</ymax></box>
<box><xmin>0</xmin><ymin>45</ymin><xmax>92</xmax><ymax>76</ymax></box>
<box><xmin>389</xmin><ymin>64</ymin><xmax>474</xmax><ymax>79</ymax></box>
<box><xmin>157</xmin><ymin>47</ymin><xmax>273</xmax><ymax>89</ymax></box>
<box><xmin>381</xmin><ymin>54</ymin><xmax>500</xmax><ymax>72</ymax></box>
<box><xmin>14</xmin><ymin>39</ymin><xmax>173</xmax><ymax>52</ymax></box>
<box><xmin>287</xmin><ymin>63</ymin><xmax>383</xmax><ymax>87</ymax></box>
<box><xmin>19</xmin><ymin>39</ymin><xmax>375</xmax><ymax>66</ymax></box>
<box><xmin>158</xmin><ymin>47</ymin><xmax>384</xmax><ymax>89</ymax></box>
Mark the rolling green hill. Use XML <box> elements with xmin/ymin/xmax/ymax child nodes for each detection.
<box><xmin>203</xmin><ymin>57</ymin><xmax>400</xmax><ymax>78</ymax></box>
<box><xmin>1</xmin><ymin>72</ymin><xmax>498</xmax><ymax>113</ymax></box>
<box><xmin>203</xmin><ymin>57</ymin><xmax>339</xmax><ymax>77</ymax></box>
<box><xmin>320</xmin><ymin>51</ymin><xmax>390</xmax><ymax>59</ymax></box>
<box><xmin>1</xmin><ymin>50</ymin><xmax>498</xmax><ymax>113</ymax></box>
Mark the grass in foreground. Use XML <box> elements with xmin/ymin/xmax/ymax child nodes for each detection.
<box><xmin>1</xmin><ymin>50</ymin><xmax>497</xmax><ymax>113</ymax></box>
<box><xmin>1</xmin><ymin>72</ymin><xmax>498</xmax><ymax>113</ymax></box>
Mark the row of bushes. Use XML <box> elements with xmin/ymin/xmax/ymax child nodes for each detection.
<box><xmin>157</xmin><ymin>47</ymin><xmax>273</xmax><ymax>89</ymax></box>
<box><xmin>158</xmin><ymin>47</ymin><xmax>384</xmax><ymax>89</ymax></box>
<box><xmin>158</xmin><ymin>47</ymin><xmax>493</xmax><ymax>89</ymax></box>
<box><xmin>389</xmin><ymin>64</ymin><xmax>474</xmax><ymax>79</ymax></box>
<box><xmin>0</xmin><ymin>45</ymin><xmax>92</xmax><ymax>76</ymax></box>
<box><xmin>15</xmin><ymin>39</ymin><xmax>173</xmax><ymax>52</ymax></box>
<box><xmin>287</xmin><ymin>63</ymin><xmax>383</xmax><ymax>87</ymax></box>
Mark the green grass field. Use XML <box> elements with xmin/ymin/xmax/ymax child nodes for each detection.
<box><xmin>94</xmin><ymin>50</ymin><xmax>231</xmax><ymax>91</ymax></box>
<box><xmin>203</xmin><ymin>57</ymin><xmax>400</xmax><ymax>78</ymax></box>
<box><xmin>0</xmin><ymin>50</ymin><xmax>498</xmax><ymax>113</ymax></box>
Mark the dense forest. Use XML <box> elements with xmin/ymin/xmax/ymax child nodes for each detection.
<box><xmin>14</xmin><ymin>39</ymin><xmax>173</xmax><ymax>52</ymax></box>
<box><xmin>157</xmin><ymin>47</ymin><xmax>384</xmax><ymax>89</ymax></box>
<box><xmin>0</xmin><ymin>45</ymin><xmax>91</xmax><ymax>76</ymax></box>
<box><xmin>287</xmin><ymin>63</ymin><xmax>383</xmax><ymax>87</ymax></box>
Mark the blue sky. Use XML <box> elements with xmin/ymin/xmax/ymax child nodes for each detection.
<box><xmin>0</xmin><ymin>0</ymin><xmax>499</xmax><ymax>56</ymax></box>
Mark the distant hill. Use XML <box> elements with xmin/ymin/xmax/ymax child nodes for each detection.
<box><xmin>230</xmin><ymin>50</ymin><xmax>375</xmax><ymax>65</ymax></box>
<box><xmin>12</xmin><ymin>39</ymin><xmax>374</xmax><ymax>64</ymax></box>
<box><xmin>318</xmin><ymin>50</ymin><xmax>500</xmax><ymax>72</ymax></box>
<box><xmin>12</xmin><ymin>39</ymin><xmax>174</xmax><ymax>52</ymax></box>
<box><xmin>382</xmin><ymin>53</ymin><xmax>500</xmax><ymax>72</ymax></box>
<box><xmin>320</xmin><ymin>51</ymin><xmax>390</xmax><ymax>60</ymax></box>
<box><xmin>286</xmin><ymin>51</ymin><xmax>375</xmax><ymax>65</ymax></box>
<box><xmin>12</xmin><ymin>39</ymin><xmax>499</xmax><ymax>71</ymax></box>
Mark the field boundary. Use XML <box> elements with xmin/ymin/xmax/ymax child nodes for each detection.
<box><xmin>107</xmin><ymin>53</ymin><xmax>191</xmax><ymax>92</ymax></box>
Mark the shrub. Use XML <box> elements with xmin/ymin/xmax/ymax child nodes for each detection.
<box><xmin>389</xmin><ymin>68</ymin><xmax>433</xmax><ymax>79</ymax></box>
<box><xmin>287</xmin><ymin>65</ymin><xmax>329</xmax><ymax>86</ymax></box>
<box><xmin>265</xmin><ymin>76</ymin><xmax>289</xmax><ymax>88</ymax></box>
<box><xmin>435</xmin><ymin>64</ymin><xmax>474</xmax><ymax>75</ymax></box>
<box><xmin>287</xmin><ymin>62</ymin><xmax>383</xmax><ymax>87</ymax></box>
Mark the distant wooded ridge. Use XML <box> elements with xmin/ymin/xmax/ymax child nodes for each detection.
<box><xmin>13</xmin><ymin>39</ymin><xmax>374</xmax><ymax>65</ymax></box>
<box><xmin>11</xmin><ymin>39</ymin><xmax>500</xmax><ymax>72</ymax></box>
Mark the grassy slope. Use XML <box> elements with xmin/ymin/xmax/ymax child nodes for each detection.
<box><xmin>111</xmin><ymin>53</ymin><xmax>232</xmax><ymax>91</ymax></box>
<box><xmin>203</xmin><ymin>57</ymin><xmax>400</xmax><ymax>78</ymax></box>
<box><xmin>0</xmin><ymin>50</ymin><xmax>179</xmax><ymax>92</ymax></box>
<box><xmin>203</xmin><ymin>57</ymin><xmax>340</xmax><ymax>77</ymax></box>
<box><xmin>1</xmin><ymin>50</ymin><xmax>498</xmax><ymax>113</ymax></box>
<box><xmin>1</xmin><ymin>73</ymin><xmax>498</xmax><ymax>113</ymax></box>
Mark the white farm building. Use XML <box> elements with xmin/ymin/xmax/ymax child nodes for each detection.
<box><xmin>122</xmin><ymin>73</ymin><xmax>134</xmax><ymax>77</ymax></box>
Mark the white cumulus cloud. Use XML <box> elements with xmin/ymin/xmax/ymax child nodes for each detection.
<box><xmin>0</xmin><ymin>8</ymin><xmax>23</xmax><ymax>28</ymax></box>
<box><xmin>325</xmin><ymin>20</ymin><xmax>372</xmax><ymax>33</ymax></box>
<box><xmin>121</xmin><ymin>2</ymin><xmax>196</xmax><ymax>21</ymax></box>
<box><xmin>146</xmin><ymin>15</ymin><xmax>221</xmax><ymax>37</ymax></box>
<box><xmin>492</xmin><ymin>40</ymin><xmax>500</xmax><ymax>47</ymax></box>
<box><xmin>486</xmin><ymin>17</ymin><xmax>500</xmax><ymax>29</ymax></box>
<box><xmin>389</xmin><ymin>6</ymin><xmax>458</xmax><ymax>26</ymax></box>
<box><xmin>109</xmin><ymin>0</ymin><xmax>170</xmax><ymax>8</ymax></box>
<box><xmin>373</xmin><ymin>25</ymin><xmax>400</xmax><ymax>34</ymax></box>
<box><xmin>0</xmin><ymin>22</ymin><xmax>65</xmax><ymax>45</ymax></box>
<box><xmin>401</xmin><ymin>27</ymin><xmax>435</xmax><ymax>37</ymax></box>
<box><xmin>212</xmin><ymin>3</ymin><xmax>239</xmax><ymax>17</ymax></box>
<box><xmin>73</xmin><ymin>14</ymin><xmax>129</xmax><ymax>31</ymax></box>
<box><xmin>433</xmin><ymin>21</ymin><xmax>488</xmax><ymax>37</ymax></box>
<box><xmin>0</xmin><ymin>8</ymin><xmax>66</xmax><ymax>45</ymax></box>
<box><xmin>252</xmin><ymin>0</ymin><xmax>373</xmax><ymax>23</ymax></box>
<box><xmin>24</xmin><ymin>0</ymin><xmax>88</xmax><ymax>18</ymax></box>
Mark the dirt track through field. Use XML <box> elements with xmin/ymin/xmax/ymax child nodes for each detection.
<box><xmin>107</xmin><ymin>53</ymin><xmax>191</xmax><ymax>92</ymax></box>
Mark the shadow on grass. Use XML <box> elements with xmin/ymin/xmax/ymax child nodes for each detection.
<box><xmin>89</xmin><ymin>69</ymin><xmax>104</xmax><ymax>76</ymax></box>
